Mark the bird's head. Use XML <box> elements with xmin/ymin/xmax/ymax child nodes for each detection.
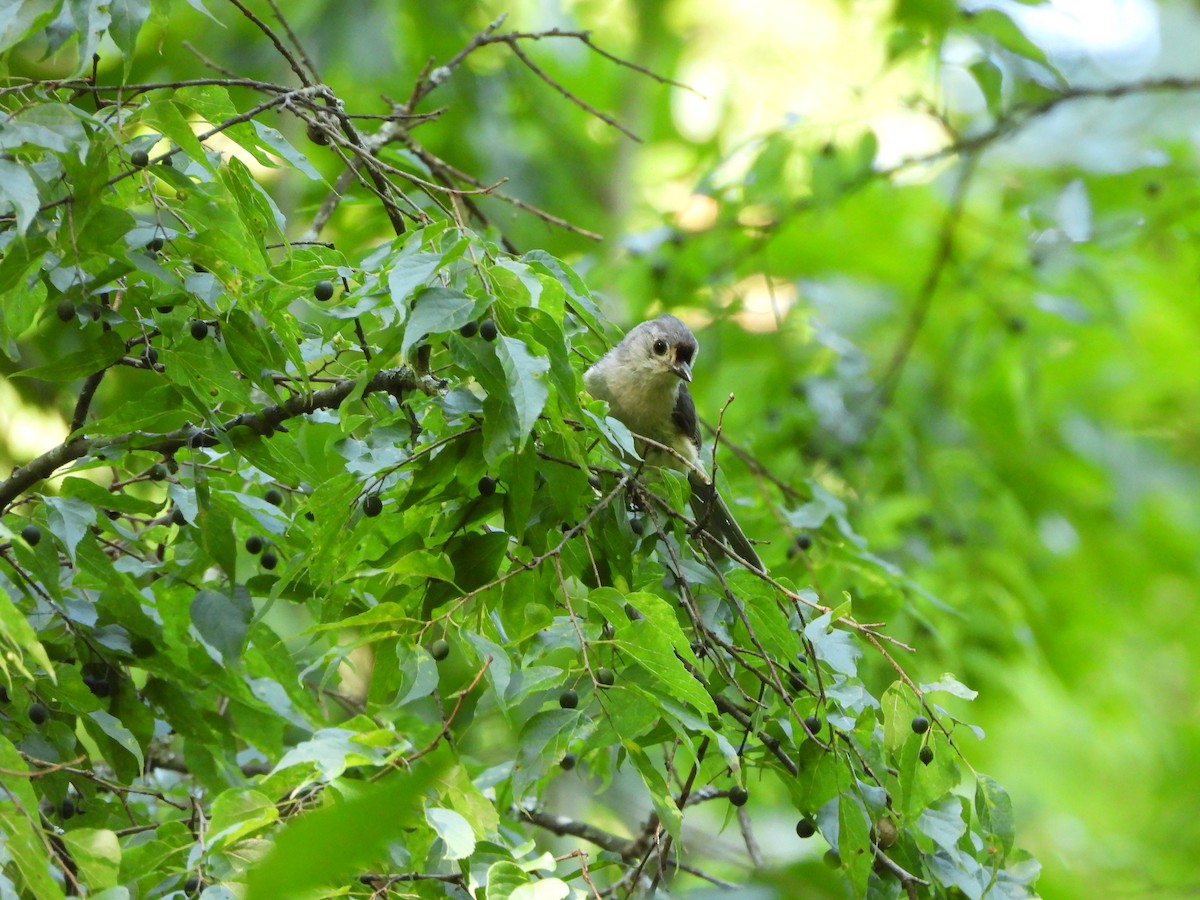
<box><xmin>621</xmin><ymin>314</ymin><xmax>698</xmax><ymax>385</ymax></box>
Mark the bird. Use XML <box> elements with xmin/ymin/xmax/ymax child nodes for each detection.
<box><xmin>584</xmin><ymin>314</ymin><xmax>763</xmax><ymax>571</ymax></box>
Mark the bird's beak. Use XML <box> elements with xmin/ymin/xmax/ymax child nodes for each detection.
<box><xmin>672</xmin><ymin>359</ymin><xmax>693</xmax><ymax>383</ymax></box>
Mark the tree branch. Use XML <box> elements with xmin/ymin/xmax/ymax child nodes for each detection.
<box><xmin>0</xmin><ymin>367</ymin><xmax>445</xmax><ymax>515</ymax></box>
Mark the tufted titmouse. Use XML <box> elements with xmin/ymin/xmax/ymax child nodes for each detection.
<box><xmin>584</xmin><ymin>314</ymin><xmax>763</xmax><ymax>571</ymax></box>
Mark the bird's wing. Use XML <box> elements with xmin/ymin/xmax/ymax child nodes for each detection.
<box><xmin>671</xmin><ymin>382</ymin><xmax>702</xmax><ymax>450</ymax></box>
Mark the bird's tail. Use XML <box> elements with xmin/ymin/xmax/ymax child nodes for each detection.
<box><xmin>689</xmin><ymin>475</ymin><xmax>764</xmax><ymax>571</ymax></box>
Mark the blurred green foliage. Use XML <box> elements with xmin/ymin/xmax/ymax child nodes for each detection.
<box><xmin>2</xmin><ymin>1</ymin><xmax>1199</xmax><ymax>898</ymax></box>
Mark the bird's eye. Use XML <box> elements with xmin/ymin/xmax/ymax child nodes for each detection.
<box><xmin>652</xmin><ymin>339</ymin><xmax>668</xmax><ymax>355</ymax></box>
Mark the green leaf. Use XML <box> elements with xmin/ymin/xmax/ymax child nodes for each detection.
<box><xmin>252</xmin><ymin>120</ymin><xmax>321</xmax><ymax>179</ymax></box>
<box><xmin>803</xmin><ymin>612</ymin><xmax>861</xmax><ymax>677</ymax></box>
<box><xmin>838</xmin><ymin>794</ymin><xmax>873</xmax><ymax>893</ymax></box>
<box><xmin>197</xmin><ymin>497</ymin><xmax>238</xmax><ymax>581</ymax></box>
<box><xmin>970</xmin><ymin>58</ymin><xmax>1004</xmax><ymax>117</ymax></box>
<box><xmin>400</xmin><ymin>287</ymin><xmax>476</xmax><ymax>361</ymax></box>
<box><xmin>0</xmin><ymin>735</ymin><xmax>66</xmax><ymax>899</ymax></box>
<box><xmin>272</xmin><ymin>727</ymin><xmax>386</xmax><ymax>781</ymax></box>
<box><xmin>604</xmin><ymin>593</ymin><xmax>714</xmax><ymax>716</ymax></box>
<box><xmin>975</xmin><ymin>774</ymin><xmax>1015</xmax><ymax>857</ymax></box>
<box><xmin>386</xmin><ymin>247</ymin><xmax>443</xmax><ymax>308</ymax></box>
<box><xmin>87</xmin><ymin>710</ymin><xmax>145</xmax><ymax>771</ymax></box>
<box><xmin>387</xmin><ymin>548</ymin><xmax>456</xmax><ymax>583</ymax></box>
<box><xmin>12</xmin><ymin>330</ymin><xmax>126</xmax><ymax>382</ymax></box>
<box><xmin>244</xmin><ymin>767</ymin><xmax>438</xmax><ymax>900</ymax></box>
<box><xmin>208</xmin><ymin>789</ymin><xmax>280</xmax><ymax>849</ymax></box>
<box><xmin>494</xmin><ymin>335</ymin><xmax>549</xmax><ymax>452</ymax></box>
<box><xmin>44</xmin><ymin>496</ymin><xmax>95</xmax><ymax>563</ymax></box>
<box><xmin>881</xmin><ymin>681</ymin><xmax>920</xmax><ymax>753</ymax></box>
<box><xmin>0</xmin><ymin>159</ymin><xmax>41</xmax><ymax>233</ymax></box>
<box><xmin>65</xmin><ymin>0</ymin><xmax>112</xmax><ymax>75</ymax></box>
<box><xmin>60</xmin><ymin>829</ymin><xmax>120</xmax><ymax>889</ymax></box>
<box><xmin>967</xmin><ymin>9</ymin><xmax>1054</xmax><ymax>69</ymax></box>
<box><xmin>0</xmin><ymin>589</ymin><xmax>54</xmax><ymax>679</ymax></box>
<box><xmin>920</xmin><ymin>674</ymin><xmax>978</xmax><ymax>700</ymax></box>
<box><xmin>190</xmin><ymin>587</ymin><xmax>253</xmax><ymax>663</ymax></box>
<box><xmin>0</xmin><ymin>0</ymin><xmax>60</xmax><ymax>55</ymax></box>
<box><xmin>141</xmin><ymin>98</ymin><xmax>210</xmax><ymax>170</ymax></box>
<box><xmin>513</xmin><ymin>880</ymin><xmax>570</xmax><ymax>900</ymax></box>
<box><xmin>486</xmin><ymin>861</ymin><xmax>531</xmax><ymax>900</ymax></box>
<box><xmin>425</xmin><ymin>807</ymin><xmax>475</xmax><ymax>860</ymax></box>
<box><xmin>894</xmin><ymin>0</ymin><xmax>955</xmax><ymax>35</ymax></box>
<box><xmin>513</xmin><ymin>708</ymin><xmax>582</xmax><ymax>800</ymax></box>
<box><xmin>108</xmin><ymin>0</ymin><xmax>151</xmax><ymax>74</ymax></box>
<box><xmin>625</xmin><ymin>741</ymin><xmax>683</xmax><ymax>840</ymax></box>
<box><xmin>917</xmin><ymin>794</ymin><xmax>969</xmax><ymax>852</ymax></box>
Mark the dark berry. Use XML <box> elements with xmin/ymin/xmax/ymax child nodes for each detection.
<box><xmin>477</xmin><ymin>476</ymin><xmax>497</xmax><ymax>497</ymax></box>
<box><xmin>911</xmin><ymin>715</ymin><xmax>930</xmax><ymax>734</ymax></box>
<box><xmin>729</xmin><ymin>786</ymin><xmax>749</xmax><ymax>807</ymax></box>
<box><xmin>796</xmin><ymin>818</ymin><xmax>816</xmax><ymax>839</ymax></box>
<box><xmin>804</xmin><ymin>715</ymin><xmax>822</xmax><ymax>737</ymax></box>
<box><xmin>60</xmin><ymin>798</ymin><xmax>76</xmax><ymax>819</ymax></box>
<box><xmin>85</xmin><ymin>675</ymin><xmax>112</xmax><ymax>698</ymax></box>
<box><xmin>189</xmin><ymin>320</ymin><xmax>207</xmax><ymax>341</ymax></box>
<box><xmin>362</xmin><ymin>495</ymin><xmax>383</xmax><ymax>517</ymax></box>
<box><xmin>245</xmin><ymin>535</ymin><xmax>264</xmax><ymax>554</ymax></box>
<box><xmin>459</xmin><ymin>320</ymin><xmax>479</xmax><ymax>338</ymax></box>
<box><xmin>919</xmin><ymin>745</ymin><xmax>934</xmax><ymax>766</ymax></box>
<box><xmin>56</xmin><ymin>299</ymin><xmax>75</xmax><ymax>322</ymax></box>
<box><xmin>595</xmin><ymin>667</ymin><xmax>615</xmax><ymax>687</ymax></box>
<box><xmin>148</xmin><ymin>463</ymin><xmax>168</xmax><ymax>481</ymax></box>
<box><xmin>157</xmin><ymin>305</ymin><xmax>173</xmax><ymax>314</ymax></box>
<box><xmin>559</xmin><ymin>690</ymin><xmax>578</xmax><ymax>710</ymax></box>
<box><xmin>28</xmin><ymin>702</ymin><xmax>48</xmax><ymax>725</ymax></box>
<box><xmin>184</xmin><ymin>876</ymin><xmax>200</xmax><ymax>893</ymax></box>
<box><xmin>313</xmin><ymin>280</ymin><xmax>334</xmax><ymax>302</ymax></box>
<box><xmin>131</xmin><ymin>149</ymin><xmax>149</xmax><ymax>168</ymax></box>
<box><xmin>143</xmin><ymin>346</ymin><xmax>159</xmax><ymax>365</ymax></box>
<box><xmin>479</xmin><ymin>319</ymin><xmax>498</xmax><ymax>342</ymax></box>
<box><xmin>264</xmin><ymin>488</ymin><xmax>283</xmax><ymax>506</ymax></box>
<box><xmin>587</xmin><ymin>473</ymin><xmax>602</xmax><ymax>490</ymax></box>
<box><xmin>171</xmin><ymin>507</ymin><xmax>187</xmax><ymax>526</ymax></box>
<box><xmin>260</xmin><ymin>550</ymin><xmax>278</xmax><ymax>570</ymax></box>
<box><xmin>789</xmin><ymin>669</ymin><xmax>807</xmax><ymax>691</ymax></box>
<box><xmin>146</xmin><ymin>237</ymin><xmax>164</xmax><ymax>253</ymax></box>
<box><xmin>21</xmin><ymin>524</ymin><xmax>41</xmax><ymax>546</ymax></box>
<box><xmin>629</xmin><ymin>518</ymin><xmax>644</xmax><ymax>535</ymax></box>
<box><xmin>560</xmin><ymin>753</ymin><xmax>577</xmax><ymax>771</ymax></box>
<box><xmin>430</xmin><ymin>639</ymin><xmax>450</xmax><ymax>661</ymax></box>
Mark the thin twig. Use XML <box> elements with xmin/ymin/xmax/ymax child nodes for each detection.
<box><xmin>503</xmin><ymin>36</ymin><xmax>640</xmax><ymax>142</ymax></box>
<box><xmin>224</xmin><ymin>0</ymin><xmax>312</xmax><ymax>86</ymax></box>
